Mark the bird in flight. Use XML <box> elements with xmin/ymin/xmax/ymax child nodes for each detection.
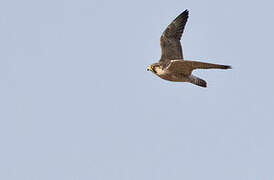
<box><xmin>147</xmin><ymin>10</ymin><xmax>231</xmax><ymax>87</ymax></box>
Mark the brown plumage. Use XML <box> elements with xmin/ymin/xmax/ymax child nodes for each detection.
<box><xmin>147</xmin><ymin>10</ymin><xmax>231</xmax><ymax>88</ymax></box>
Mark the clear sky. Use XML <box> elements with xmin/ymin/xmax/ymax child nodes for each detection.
<box><xmin>3</xmin><ymin>0</ymin><xmax>274</xmax><ymax>179</ymax></box>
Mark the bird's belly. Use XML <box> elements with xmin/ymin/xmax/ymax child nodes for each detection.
<box><xmin>159</xmin><ymin>73</ymin><xmax>189</xmax><ymax>82</ymax></box>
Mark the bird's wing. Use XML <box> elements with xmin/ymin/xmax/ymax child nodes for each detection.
<box><xmin>166</xmin><ymin>60</ymin><xmax>194</xmax><ymax>76</ymax></box>
<box><xmin>159</xmin><ymin>10</ymin><xmax>189</xmax><ymax>63</ymax></box>
<box><xmin>167</xmin><ymin>60</ymin><xmax>231</xmax><ymax>76</ymax></box>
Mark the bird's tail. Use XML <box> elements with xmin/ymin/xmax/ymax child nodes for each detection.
<box><xmin>184</xmin><ymin>60</ymin><xmax>232</xmax><ymax>70</ymax></box>
<box><xmin>189</xmin><ymin>75</ymin><xmax>207</xmax><ymax>88</ymax></box>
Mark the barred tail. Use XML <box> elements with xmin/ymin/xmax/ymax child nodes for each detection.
<box><xmin>189</xmin><ymin>75</ymin><xmax>207</xmax><ymax>88</ymax></box>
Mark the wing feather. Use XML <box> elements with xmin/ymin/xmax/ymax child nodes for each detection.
<box><xmin>160</xmin><ymin>10</ymin><xmax>189</xmax><ymax>62</ymax></box>
<box><xmin>167</xmin><ymin>60</ymin><xmax>232</xmax><ymax>76</ymax></box>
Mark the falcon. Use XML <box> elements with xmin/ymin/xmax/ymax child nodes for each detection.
<box><xmin>147</xmin><ymin>10</ymin><xmax>231</xmax><ymax>87</ymax></box>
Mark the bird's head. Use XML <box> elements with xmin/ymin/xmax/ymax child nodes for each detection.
<box><xmin>147</xmin><ymin>63</ymin><xmax>161</xmax><ymax>74</ymax></box>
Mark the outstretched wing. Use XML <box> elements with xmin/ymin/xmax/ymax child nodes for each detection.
<box><xmin>166</xmin><ymin>60</ymin><xmax>194</xmax><ymax>76</ymax></box>
<box><xmin>167</xmin><ymin>60</ymin><xmax>232</xmax><ymax>76</ymax></box>
<box><xmin>159</xmin><ymin>10</ymin><xmax>189</xmax><ymax>62</ymax></box>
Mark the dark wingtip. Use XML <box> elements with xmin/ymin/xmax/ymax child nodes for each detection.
<box><xmin>226</xmin><ymin>65</ymin><xmax>232</xmax><ymax>69</ymax></box>
<box><xmin>202</xmin><ymin>82</ymin><xmax>207</xmax><ymax>88</ymax></box>
<box><xmin>221</xmin><ymin>65</ymin><xmax>232</xmax><ymax>69</ymax></box>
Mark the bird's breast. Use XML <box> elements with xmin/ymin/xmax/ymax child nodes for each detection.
<box><xmin>154</xmin><ymin>67</ymin><xmax>166</xmax><ymax>76</ymax></box>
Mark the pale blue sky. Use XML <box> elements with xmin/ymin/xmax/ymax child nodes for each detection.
<box><xmin>3</xmin><ymin>0</ymin><xmax>274</xmax><ymax>179</ymax></box>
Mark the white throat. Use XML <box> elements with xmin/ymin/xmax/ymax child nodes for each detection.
<box><xmin>154</xmin><ymin>66</ymin><xmax>166</xmax><ymax>75</ymax></box>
